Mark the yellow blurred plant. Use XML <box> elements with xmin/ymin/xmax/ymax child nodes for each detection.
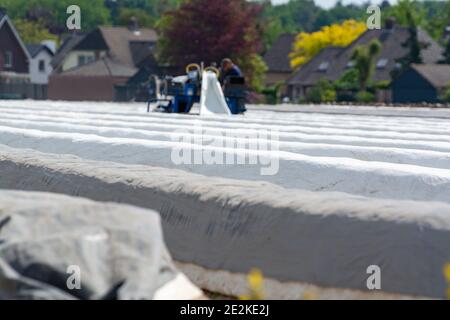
<box><xmin>444</xmin><ymin>263</ymin><xmax>450</xmax><ymax>299</ymax></box>
<box><xmin>240</xmin><ymin>269</ymin><xmax>265</xmax><ymax>300</ymax></box>
<box><xmin>290</xmin><ymin>20</ymin><xmax>367</xmax><ymax>69</ymax></box>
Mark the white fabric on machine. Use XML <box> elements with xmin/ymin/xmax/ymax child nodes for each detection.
<box><xmin>200</xmin><ymin>71</ymin><xmax>231</xmax><ymax>116</ymax></box>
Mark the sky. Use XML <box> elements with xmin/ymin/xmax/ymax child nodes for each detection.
<box><xmin>271</xmin><ymin>0</ymin><xmax>398</xmax><ymax>9</ymax></box>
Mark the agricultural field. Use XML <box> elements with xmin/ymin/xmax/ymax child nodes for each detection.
<box><xmin>1</xmin><ymin>100</ymin><xmax>450</xmax><ymax>299</ymax></box>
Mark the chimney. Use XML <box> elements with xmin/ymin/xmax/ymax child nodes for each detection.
<box><xmin>128</xmin><ymin>16</ymin><xmax>140</xmax><ymax>35</ymax></box>
<box><xmin>0</xmin><ymin>7</ymin><xmax>7</xmax><ymax>16</ymax></box>
<box><xmin>385</xmin><ymin>17</ymin><xmax>396</xmax><ymax>30</ymax></box>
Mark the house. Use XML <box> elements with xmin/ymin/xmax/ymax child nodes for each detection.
<box><xmin>49</xmin><ymin>20</ymin><xmax>159</xmax><ymax>101</ymax></box>
<box><xmin>287</xmin><ymin>19</ymin><xmax>443</xmax><ymax>102</ymax></box>
<box><xmin>391</xmin><ymin>64</ymin><xmax>450</xmax><ymax>103</ymax></box>
<box><xmin>26</xmin><ymin>42</ymin><xmax>55</xmax><ymax>84</ymax></box>
<box><xmin>48</xmin><ymin>57</ymin><xmax>137</xmax><ymax>101</ymax></box>
<box><xmin>52</xmin><ymin>20</ymin><xmax>158</xmax><ymax>73</ymax></box>
<box><xmin>51</xmin><ymin>33</ymin><xmax>86</xmax><ymax>73</ymax></box>
<box><xmin>286</xmin><ymin>46</ymin><xmax>342</xmax><ymax>99</ymax></box>
<box><xmin>0</xmin><ymin>9</ymin><xmax>31</xmax><ymax>88</ymax></box>
<box><xmin>263</xmin><ymin>34</ymin><xmax>295</xmax><ymax>96</ymax></box>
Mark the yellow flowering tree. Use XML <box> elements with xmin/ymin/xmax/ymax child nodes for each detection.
<box><xmin>290</xmin><ymin>20</ymin><xmax>367</xmax><ymax>69</ymax></box>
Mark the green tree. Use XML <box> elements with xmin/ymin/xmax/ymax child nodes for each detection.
<box><xmin>306</xmin><ymin>79</ymin><xmax>336</xmax><ymax>103</ymax></box>
<box><xmin>117</xmin><ymin>8</ymin><xmax>154</xmax><ymax>28</ymax></box>
<box><xmin>107</xmin><ymin>0</ymin><xmax>182</xmax><ymax>25</ymax></box>
<box><xmin>351</xmin><ymin>39</ymin><xmax>381</xmax><ymax>92</ymax></box>
<box><xmin>0</xmin><ymin>0</ymin><xmax>111</xmax><ymax>32</ymax></box>
<box><xmin>236</xmin><ymin>54</ymin><xmax>268</xmax><ymax>92</ymax></box>
<box><xmin>440</xmin><ymin>38</ymin><xmax>450</xmax><ymax>64</ymax></box>
<box><xmin>394</xmin><ymin>6</ymin><xmax>428</xmax><ymax>77</ymax></box>
<box><xmin>13</xmin><ymin>19</ymin><xmax>58</xmax><ymax>44</ymax></box>
<box><xmin>440</xmin><ymin>83</ymin><xmax>450</xmax><ymax>103</ymax></box>
<box><xmin>384</xmin><ymin>0</ymin><xmax>425</xmax><ymax>27</ymax></box>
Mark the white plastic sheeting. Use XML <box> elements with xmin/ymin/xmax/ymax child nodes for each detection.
<box><xmin>0</xmin><ymin>190</ymin><xmax>203</xmax><ymax>300</ymax></box>
<box><xmin>200</xmin><ymin>71</ymin><xmax>231</xmax><ymax>116</ymax></box>
<box><xmin>1</xmin><ymin>145</ymin><xmax>450</xmax><ymax>298</ymax></box>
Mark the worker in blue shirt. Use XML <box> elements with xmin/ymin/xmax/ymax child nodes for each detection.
<box><xmin>220</xmin><ymin>58</ymin><xmax>242</xmax><ymax>85</ymax></box>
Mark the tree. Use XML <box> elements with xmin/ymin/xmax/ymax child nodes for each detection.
<box><xmin>441</xmin><ymin>83</ymin><xmax>450</xmax><ymax>103</ymax></box>
<box><xmin>440</xmin><ymin>37</ymin><xmax>450</xmax><ymax>64</ymax></box>
<box><xmin>157</xmin><ymin>0</ymin><xmax>265</xmax><ymax>89</ymax></box>
<box><xmin>0</xmin><ymin>0</ymin><xmax>111</xmax><ymax>32</ymax></box>
<box><xmin>384</xmin><ymin>0</ymin><xmax>425</xmax><ymax>27</ymax></box>
<box><xmin>13</xmin><ymin>19</ymin><xmax>58</xmax><ymax>44</ymax></box>
<box><xmin>394</xmin><ymin>6</ymin><xmax>428</xmax><ymax>76</ymax></box>
<box><xmin>117</xmin><ymin>8</ymin><xmax>154</xmax><ymax>28</ymax></box>
<box><xmin>351</xmin><ymin>39</ymin><xmax>381</xmax><ymax>92</ymax></box>
<box><xmin>106</xmin><ymin>0</ymin><xmax>181</xmax><ymax>25</ymax></box>
<box><xmin>290</xmin><ymin>19</ymin><xmax>366</xmax><ymax>69</ymax></box>
<box><xmin>306</xmin><ymin>79</ymin><xmax>336</xmax><ymax>103</ymax></box>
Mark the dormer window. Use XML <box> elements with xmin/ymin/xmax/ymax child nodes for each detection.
<box><xmin>317</xmin><ymin>61</ymin><xmax>329</xmax><ymax>72</ymax></box>
<box><xmin>376</xmin><ymin>58</ymin><xmax>388</xmax><ymax>69</ymax></box>
<box><xmin>4</xmin><ymin>51</ymin><xmax>13</xmax><ymax>68</ymax></box>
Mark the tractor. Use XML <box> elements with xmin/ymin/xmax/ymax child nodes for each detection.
<box><xmin>147</xmin><ymin>63</ymin><xmax>247</xmax><ymax>115</ymax></box>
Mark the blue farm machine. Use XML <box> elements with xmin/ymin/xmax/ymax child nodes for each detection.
<box><xmin>147</xmin><ymin>64</ymin><xmax>247</xmax><ymax>115</ymax></box>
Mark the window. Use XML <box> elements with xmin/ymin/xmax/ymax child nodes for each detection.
<box><xmin>4</xmin><ymin>51</ymin><xmax>13</xmax><ymax>68</ymax></box>
<box><xmin>376</xmin><ymin>59</ymin><xmax>388</xmax><ymax>69</ymax></box>
<box><xmin>38</xmin><ymin>60</ymin><xmax>46</xmax><ymax>72</ymax></box>
<box><xmin>78</xmin><ymin>55</ymin><xmax>87</xmax><ymax>66</ymax></box>
<box><xmin>78</xmin><ymin>55</ymin><xmax>94</xmax><ymax>66</ymax></box>
<box><xmin>317</xmin><ymin>61</ymin><xmax>329</xmax><ymax>72</ymax></box>
<box><xmin>346</xmin><ymin>60</ymin><xmax>355</xmax><ymax>68</ymax></box>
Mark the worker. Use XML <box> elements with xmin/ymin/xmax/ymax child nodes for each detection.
<box><xmin>220</xmin><ymin>58</ymin><xmax>242</xmax><ymax>85</ymax></box>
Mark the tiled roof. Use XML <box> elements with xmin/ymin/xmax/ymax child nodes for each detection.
<box><xmin>98</xmin><ymin>27</ymin><xmax>157</xmax><ymax>67</ymax></box>
<box><xmin>26</xmin><ymin>44</ymin><xmax>54</xmax><ymax>58</ymax></box>
<box><xmin>411</xmin><ymin>64</ymin><xmax>450</xmax><ymax>88</ymax></box>
<box><xmin>59</xmin><ymin>57</ymin><xmax>137</xmax><ymax>78</ymax></box>
<box><xmin>288</xmin><ymin>25</ymin><xmax>443</xmax><ymax>86</ymax></box>
<box><xmin>287</xmin><ymin>46</ymin><xmax>343</xmax><ymax>86</ymax></box>
<box><xmin>263</xmin><ymin>34</ymin><xmax>296</xmax><ymax>73</ymax></box>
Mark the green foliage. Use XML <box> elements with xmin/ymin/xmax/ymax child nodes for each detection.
<box><xmin>392</xmin><ymin>3</ymin><xmax>430</xmax><ymax>78</ymax></box>
<box><xmin>13</xmin><ymin>19</ymin><xmax>58</xmax><ymax>44</ymax></box>
<box><xmin>108</xmin><ymin>0</ymin><xmax>182</xmax><ymax>25</ymax></box>
<box><xmin>440</xmin><ymin>39</ymin><xmax>450</xmax><ymax>64</ymax></box>
<box><xmin>355</xmin><ymin>91</ymin><xmax>375</xmax><ymax>103</ymax></box>
<box><xmin>441</xmin><ymin>84</ymin><xmax>450</xmax><ymax>103</ymax></box>
<box><xmin>117</xmin><ymin>8</ymin><xmax>154</xmax><ymax>28</ymax></box>
<box><xmin>0</xmin><ymin>0</ymin><xmax>111</xmax><ymax>32</ymax></box>
<box><xmin>382</xmin><ymin>0</ymin><xmax>449</xmax><ymax>40</ymax></box>
<box><xmin>261</xmin><ymin>81</ymin><xmax>284</xmax><ymax>104</ymax></box>
<box><xmin>374</xmin><ymin>80</ymin><xmax>391</xmax><ymax>90</ymax></box>
<box><xmin>306</xmin><ymin>79</ymin><xmax>336</xmax><ymax>103</ymax></box>
<box><xmin>236</xmin><ymin>54</ymin><xmax>268</xmax><ymax>92</ymax></box>
<box><xmin>260</xmin><ymin>0</ymin><xmax>367</xmax><ymax>49</ymax></box>
<box><xmin>334</xmin><ymin>68</ymin><xmax>359</xmax><ymax>91</ymax></box>
<box><xmin>384</xmin><ymin>0</ymin><xmax>425</xmax><ymax>27</ymax></box>
<box><xmin>351</xmin><ymin>39</ymin><xmax>381</xmax><ymax>92</ymax></box>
